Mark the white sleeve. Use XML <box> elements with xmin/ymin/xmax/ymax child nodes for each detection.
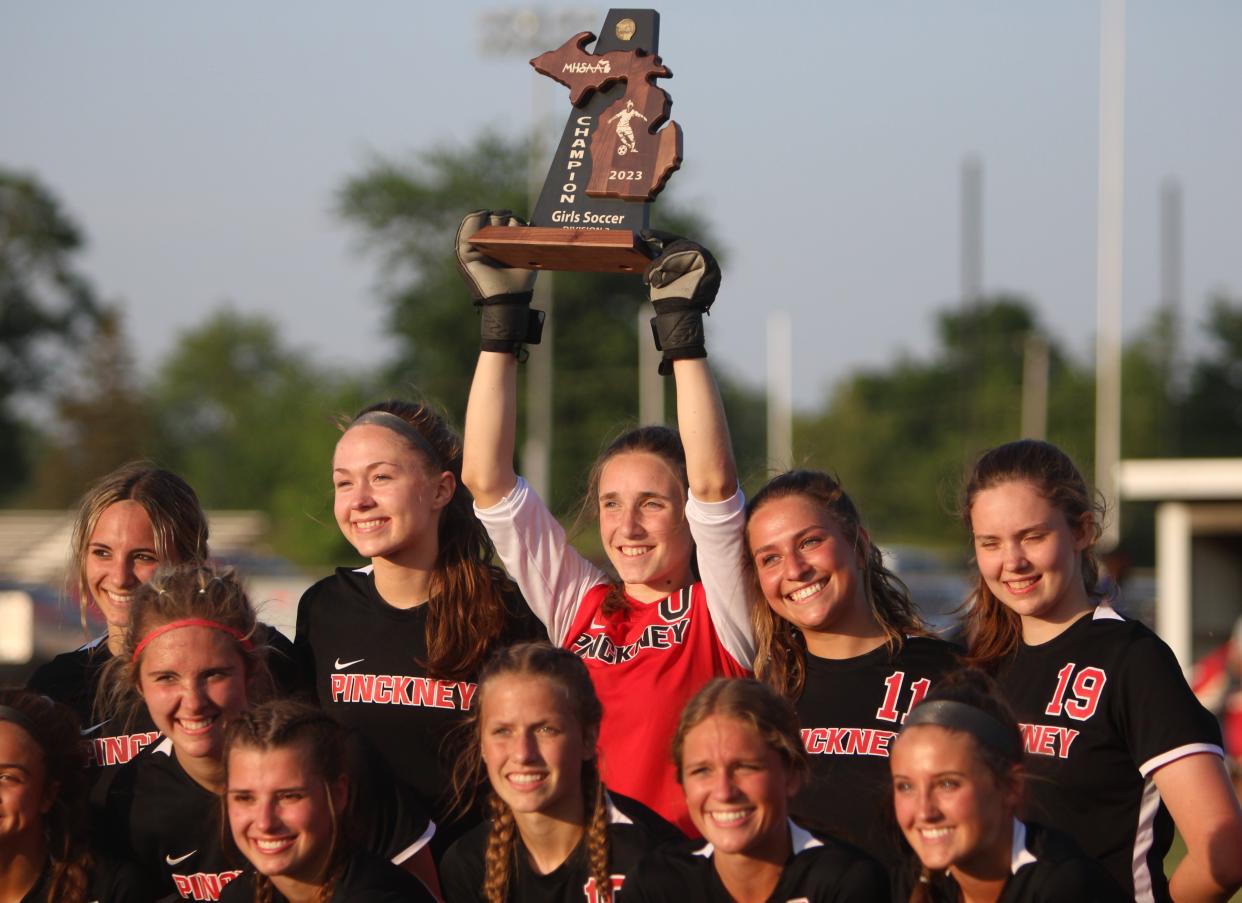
<box><xmin>474</xmin><ymin>477</ymin><xmax>607</xmax><ymax>645</ymax></box>
<box><xmin>687</xmin><ymin>487</ymin><xmax>755</xmax><ymax>669</ymax></box>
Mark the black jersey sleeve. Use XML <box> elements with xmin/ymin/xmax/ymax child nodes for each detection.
<box><xmin>831</xmin><ymin>856</ymin><xmax>890</xmax><ymax>902</ymax></box>
<box><xmin>1031</xmin><ymin>859</ymin><xmax>1129</xmax><ymax>903</ymax></box>
<box><xmin>610</xmin><ymin>852</ymin><xmax>681</xmax><ymax>903</ymax></box>
<box><xmin>438</xmin><ymin>825</ymin><xmax>488</xmax><ymax>903</ymax></box>
<box><xmin>216</xmin><ymin>873</ymin><xmax>252</xmax><ymax>903</ymax></box>
<box><xmin>27</xmin><ymin>646</ymin><xmax>99</xmax><ymax>724</ymax></box>
<box><xmin>345</xmin><ymin>730</ymin><xmax>435</xmax><ymax>863</ymax></box>
<box><xmin>91</xmin><ymin>855</ymin><xmax>159</xmax><ymax>903</ymax></box>
<box><xmin>498</xmin><ymin>582</ymin><xmax>549</xmax><ymax>645</ymax></box>
<box><xmin>259</xmin><ymin>622</ymin><xmax>305</xmax><ymax>699</ymax></box>
<box><xmin>293</xmin><ymin>581</ymin><xmax>321</xmax><ymax>695</ymax></box>
<box><xmin>1113</xmin><ymin>628</ymin><xmax>1222</xmax><ymax>774</ymax></box>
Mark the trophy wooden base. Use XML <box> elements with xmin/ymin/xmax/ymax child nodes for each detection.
<box><xmin>469</xmin><ymin>226</ymin><xmax>652</xmax><ymax>273</ymax></box>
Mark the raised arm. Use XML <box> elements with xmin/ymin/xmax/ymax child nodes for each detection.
<box><xmin>644</xmin><ymin>236</ymin><xmax>737</xmax><ymax>501</ymax></box>
<box><xmin>463</xmin><ymin>351</ymin><xmax>519</xmax><ymax>507</ymax></box>
<box><xmin>645</xmin><ymin>236</ymin><xmax>753</xmax><ymax>667</ymax></box>
<box><xmin>673</xmin><ymin>358</ymin><xmax>737</xmax><ymax>502</ymax></box>
<box><xmin>456</xmin><ymin>211</ymin><xmax>539</xmax><ymax>507</ymax></box>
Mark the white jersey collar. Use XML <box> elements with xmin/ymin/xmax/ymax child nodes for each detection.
<box><xmin>603</xmin><ymin>791</ymin><xmax>634</xmax><ymax>826</ymax></box>
<box><xmin>79</xmin><ymin>633</ymin><xmax>109</xmax><ymax>652</ymax></box>
<box><xmin>692</xmin><ymin>818</ymin><xmax>821</xmax><ymax>859</ymax></box>
<box><xmin>1010</xmin><ymin>818</ymin><xmax>1037</xmax><ymax>873</ymax></box>
<box><xmin>1092</xmin><ymin>602</ymin><xmax>1124</xmax><ymax>621</ymax></box>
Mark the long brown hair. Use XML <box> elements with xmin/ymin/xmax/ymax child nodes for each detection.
<box><xmin>573</xmin><ymin>425</ymin><xmax>692</xmax><ymax>620</ymax></box>
<box><xmin>222</xmin><ymin>701</ymin><xmax>349</xmax><ymax>903</ymax></box>
<box><xmin>959</xmin><ymin>440</ymin><xmax>1104</xmax><ymax>670</ymax></box>
<box><xmin>95</xmin><ymin>564</ymin><xmax>273</xmax><ymax>729</ymax></box>
<box><xmin>69</xmin><ymin>462</ymin><xmax>209</xmax><ymax>633</ymax></box>
<box><xmin>451</xmin><ymin>642</ymin><xmax>611</xmax><ymax>903</ymax></box>
<box><xmin>343</xmin><ymin>400</ymin><xmax>516</xmax><ymax>679</ymax></box>
<box><xmin>744</xmin><ymin>470</ymin><xmax>927</xmax><ymax>699</ymax></box>
<box><xmin>0</xmin><ymin>689</ymin><xmax>94</xmax><ymax>903</ymax></box>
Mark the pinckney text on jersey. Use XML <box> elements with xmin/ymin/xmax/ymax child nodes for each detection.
<box><xmin>329</xmin><ymin>673</ymin><xmax>478</xmax><ymax>709</ymax></box>
<box><xmin>570</xmin><ymin>619</ymin><xmax>692</xmax><ymax>665</ymax></box>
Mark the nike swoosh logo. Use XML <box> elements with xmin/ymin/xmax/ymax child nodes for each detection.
<box><xmin>80</xmin><ymin>720</ymin><xmax>110</xmax><ymax>736</ymax></box>
<box><xmin>165</xmin><ymin>850</ymin><xmax>197</xmax><ymax>866</ymax></box>
<box><xmin>334</xmin><ymin>658</ymin><xmax>365</xmax><ymax>670</ymax></box>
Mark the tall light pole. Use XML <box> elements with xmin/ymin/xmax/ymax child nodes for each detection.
<box><xmin>960</xmin><ymin>155</ymin><xmax>984</xmax><ymax>308</ymax></box>
<box><xmin>1094</xmin><ymin>0</ymin><xmax>1126</xmax><ymax>552</ymax></box>
<box><xmin>767</xmin><ymin>312</ymin><xmax>793</xmax><ymax>472</ymax></box>
<box><xmin>477</xmin><ymin>8</ymin><xmax>595</xmax><ymax>500</ymax></box>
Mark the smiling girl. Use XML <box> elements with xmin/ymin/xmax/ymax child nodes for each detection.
<box><xmin>218</xmin><ymin>700</ymin><xmax>436</xmax><ymax>903</ymax></box>
<box><xmin>890</xmin><ymin>669</ymin><xmax>1124</xmax><ymax>903</ymax></box>
<box><xmin>440</xmin><ymin>642</ymin><xmax>680</xmax><ymax>903</ymax></box>
<box><xmin>295</xmin><ymin>401</ymin><xmax>543</xmax><ymax>852</ymax></box>
<box><xmin>28</xmin><ymin>463</ymin><xmax>297</xmax><ymax>780</ymax></box>
<box><xmin>94</xmin><ymin>565</ymin><xmax>434</xmax><ymax>901</ymax></box>
<box><xmin>962</xmin><ymin>440</ymin><xmax>1242</xmax><ymax>902</ymax></box>
<box><xmin>459</xmin><ymin>220</ymin><xmax>754</xmax><ymax>833</ymax></box>
<box><xmin>0</xmin><ymin>690</ymin><xmax>148</xmax><ymax>902</ymax></box>
<box><xmin>743</xmin><ymin>470</ymin><xmax>958</xmax><ymax>865</ymax></box>
<box><xmin>621</xmin><ymin>678</ymin><xmax>886</xmax><ymax>902</ymax></box>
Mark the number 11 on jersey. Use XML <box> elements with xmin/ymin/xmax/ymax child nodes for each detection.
<box><xmin>875</xmin><ymin>671</ymin><xmax>931</xmax><ymax>723</ymax></box>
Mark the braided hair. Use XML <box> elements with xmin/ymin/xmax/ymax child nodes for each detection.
<box><xmin>451</xmin><ymin>643</ymin><xmax>612</xmax><ymax>903</ymax></box>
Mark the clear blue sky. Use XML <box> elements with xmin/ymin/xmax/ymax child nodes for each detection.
<box><xmin>4</xmin><ymin>1</ymin><xmax>1239</xmax><ymax>409</ymax></box>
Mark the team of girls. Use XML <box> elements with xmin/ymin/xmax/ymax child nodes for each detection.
<box><xmin>889</xmin><ymin>668</ymin><xmax>1125</xmax><ymax>902</ymax></box>
<box><xmin>0</xmin><ymin>690</ymin><xmax>148</xmax><ymax>902</ymax></box>
<box><xmin>294</xmin><ymin>399</ymin><xmax>544</xmax><ymax>855</ymax></box>
<box><xmin>960</xmin><ymin>440</ymin><xmax>1242</xmax><ymax>902</ymax></box>
<box><xmin>89</xmin><ymin>564</ymin><xmax>438</xmax><ymax>901</ymax></box>
<box><xmin>26</xmin><ymin>463</ymin><xmax>298</xmax><ymax>779</ymax></box>
<box><xmin>743</xmin><ymin>469</ymin><xmax>959</xmax><ymax>865</ymax></box>
<box><xmin>20</xmin><ymin>219</ymin><xmax>1242</xmax><ymax>903</ymax></box>
<box><xmin>439</xmin><ymin>642</ymin><xmax>682</xmax><ymax>902</ymax></box>
<box><xmin>459</xmin><ymin>215</ymin><xmax>754</xmax><ymax>833</ymax></box>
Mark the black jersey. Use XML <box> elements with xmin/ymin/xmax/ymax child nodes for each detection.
<box><xmin>28</xmin><ymin>626</ymin><xmax>301</xmax><ymax>779</ymax></box>
<box><xmin>92</xmin><ymin>737</ymin><xmax>245</xmax><ymax>901</ymax></box>
<box><xmin>791</xmin><ymin>635</ymin><xmax>958</xmax><ymax>866</ymax></box>
<box><xmin>218</xmin><ymin>850</ymin><xmax>436</xmax><ymax>903</ymax></box>
<box><xmin>622</xmin><ymin>820</ymin><xmax>886</xmax><ymax>902</ymax></box>
<box><xmin>995</xmin><ymin>605</ymin><xmax>1223</xmax><ymax>903</ymax></box>
<box><xmin>439</xmin><ymin>791</ymin><xmax>682</xmax><ymax>903</ymax></box>
<box><xmin>891</xmin><ymin>820</ymin><xmax>1127</xmax><ymax>903</ymax></box>
<box><xmin>93</xmin><ymin>733</ymin><xmax>432</xmax><ymax>901</ymax></box>
<box><xmin>294</xmin><ymin>567</ymin><xmax>543</xmax><ymax>823</ymax></box>
<box><xmin>18</xmin><ymin>854</ymin><xmax>151</xmax><ymax>903</ymax></box>
<box><xmin>27</xmin><ymin>636</ymin><xmax>164</xmax><ymax>776</ymax></box>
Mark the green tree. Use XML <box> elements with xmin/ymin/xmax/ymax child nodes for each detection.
<box><xmin>337</xmin><ymin>131</ymin><xmax>762</xmax><ymax>513</ymax></box>
<box><xmin>1182</xmin><ymin>294</ymin><xmax>1242</xmax><ymax>456</ymax></box>
<box><xmin>23</xmin><ymin>308</ymin><xmax>153</xmax><ymax>506</ymax></box>
<box><xmin>151</xmin><ymin>309</ymin><xmax>368</xmax><ymax>567</ymax></box>
<box><xmin>0</xmin><ymin>169</ymin><xmax>102</xmax><ymax>500</ymax></box>
<box><xmin>1120</xmin><ymin>308</ymin><xmax>1180</xmax><ymax>459</ymax></box>
<box><xmin>796</xmin><ymin>296</ymin><xmax>1093</xmax><ymax>546</ymax></box>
